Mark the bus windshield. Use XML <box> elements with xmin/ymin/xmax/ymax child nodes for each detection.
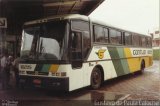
<box><xmin>21</xmin><ymin>21</ymin><xmax>67</xmax><ymax>60</ymax></box>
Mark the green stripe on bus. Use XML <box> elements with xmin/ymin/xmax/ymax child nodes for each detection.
<box><xmin>41</xmin><ymin>64</ymin><xmax>51</xmax><ymax>72</ymax></box>
<box><xmin>108</xmin><ymin>47</ymin><xmax>125</xmax><ymax>76</ymax></box>
<box><xmin>117</xmin><ymin>47</ymin><xmax>130</xmax><ymax>74</ymax></box>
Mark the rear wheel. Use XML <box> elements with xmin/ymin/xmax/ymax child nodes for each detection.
<box><xmin>91</xmin><ymin>67</ymin><xmax>102</xmax><ymax>89</ymax></box>
<box><xmin>140</xmin><ymin>60</ymin><xmax>145</xmax><ymax>74</ymax></box>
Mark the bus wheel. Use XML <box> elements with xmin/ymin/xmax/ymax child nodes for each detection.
<box><xmin>140</xmin><ymin>60</ymin><xmax>145</xmax><ymax>74</ymax></box>
<box><xmin>91</xmin><ymin>67</ymin><xmax>102</xmax><ymax>89</ymax></box>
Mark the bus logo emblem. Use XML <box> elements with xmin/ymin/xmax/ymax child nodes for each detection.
<box><xmin>96</xmin><ymin>49</ymin><xmax>106</xmax><ymax>59</ymax></box>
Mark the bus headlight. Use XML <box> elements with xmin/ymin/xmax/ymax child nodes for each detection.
<box><xmin>19</xmin><ymin>70</ymin><xmax>27</xmax><ymax>75</ymax></box>
<box><xmin>61</xmin><ymin>72</ymin><xmax>66</xmax><ymax>76</ymax></box>
<box><xmin>56</xmin><ymin>72</ymin><xmax>60</xmax><ymax>76</ymax></box>
<box><xmin>48</xmin><ymin>72</ymin><xmax>52</xmax><ymax>76</ymax></box>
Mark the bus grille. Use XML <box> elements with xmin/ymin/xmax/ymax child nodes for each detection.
<box><xmin>27</xmin><ymin>71</ymin><xmax>48</xmax><ymax>75</ymax></box>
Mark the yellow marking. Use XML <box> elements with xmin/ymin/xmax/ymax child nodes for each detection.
<box><xmin>49</xmin><ymin>64</ymin><xmax>59</xmax><ymax>73</ymax></box>
<box><xmin>124</xmin><ymin>48</ymin><xmax>140</xmax><ymax>73</ymax></box>
<box><xmin>96</xmin><ymin>49</ymin><xmax>106</xmax><ymax>59</ymax></box>
<box><xmin>128</xmin><ymin>58</ymin><xmax>141</xmax><ymax>72</ymax></box>
<box><xmin>124</xmin><ymin>48</ymin><xmax>132</xmax><ymax>57</ymax></box>
<box><xmin>124</xmin><ymin>48</ymin><xmax>152</xmax><ymax>73</ymax></box>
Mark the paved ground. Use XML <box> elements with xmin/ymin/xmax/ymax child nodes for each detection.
<box><xmin>99</xmin><ymin>60</ymin><xmax>160</xmax><ymax>100</ymax></box>
<box><xmin>0</xmin><ymin>61</ymin><xmax>159</xmax><ymax>106</ymax></box>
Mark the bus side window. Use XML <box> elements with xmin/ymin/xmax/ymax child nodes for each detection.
<box><xmin>124</xmin><ymin>32</ymin><xmax>132</xmax><ymax>45</ymax></box>
<box><xmin>132</xmin><ymin>34</ymin><xmax>140</xmax><ymax>46</ymax></box>
<box><xmin>109</xmin><ymin>29</ymin><xmax>116</xmax><ymax>44</ymax></box>
<box><xmin>141</xmin><ymin>36</ymin><xmax>146</xmax><ymax>47</ymax></box>
<box><xmin>104</xmin><ymin>28</ymin><xmax>109</xmax><ymax>43</ymax></box>
<box><xmin>109</xmin><ymin>29</ymin><xmax>122</xmax><ymax>44</ymax></box>
<box><xmin>149</xmin><ymin>37</ymin><xmax>152</xmax><ymax>47</ymax></box>
<box><xmin>94</xmin><ymin>25</ymin><xmax>104</xmax><ymax>42</ymax></box>
<box><xmin>146</xmin><ymin>37</ymin><xmax>149</xmax><ymax>47</ymax></box>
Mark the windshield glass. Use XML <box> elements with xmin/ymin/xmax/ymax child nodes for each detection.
<box><xmin>21</xmin><ymin>21</ymin><xmax>67</xmax><ymax>60</ymax></box>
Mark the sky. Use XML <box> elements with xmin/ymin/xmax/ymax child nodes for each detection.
<box><xmin>89</xmin><ymin>0</ymin><xmax>159</xmax><ymax>35</ymax></box>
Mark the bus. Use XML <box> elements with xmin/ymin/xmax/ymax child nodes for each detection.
<box><xmin>19</xmin><ymin>14</ymin><xmax>153</xmax><ymax>91</ymax></box>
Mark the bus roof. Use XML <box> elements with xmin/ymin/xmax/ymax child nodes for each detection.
<box><xmin>24</xmin><ymin>14</ymin><xmax>149</xmax><ymax>36</ymax></box>
<box><xmin>24</xmin><ymin>14</ymin><xmax>89</xmax><ymax>26</ymax></box>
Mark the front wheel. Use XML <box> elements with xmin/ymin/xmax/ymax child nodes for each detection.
<box><xmin>91</xmin><ymin>67</ymin><xmax>102</xmax><ymax>89</ymax></box>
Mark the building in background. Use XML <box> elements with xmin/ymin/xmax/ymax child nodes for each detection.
<box><xmin>151</xmin><ymin>28</ymin><xmax>160</xmax><ymax>60</ymax></box>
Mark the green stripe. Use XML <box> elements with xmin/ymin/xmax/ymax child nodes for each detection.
<box><xmin>108</xmin><ymin>47</ymin><xmax>125</xmax><ymax>76</ymax></box>
<box><xmin>40</xmin><ymin>64</ymin><xmax>51</xmax><ymax>72</ymax></box>
<box><xmin>117</xmin><ymin>47</ymin><xmax>130</xmax><ymax>74</ymax></box>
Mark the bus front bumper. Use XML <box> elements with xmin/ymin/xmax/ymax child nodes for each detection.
<box><xmin>19</xmin><ymin>75</ymin><xmax>69</xmax><ymax>91</ymax></box>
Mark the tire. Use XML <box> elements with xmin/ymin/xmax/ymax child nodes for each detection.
<box><xmin>91</xmin><ymin>67</ymin><xmax>102</xmax><ymax>89</ymax></box>
<box><xmin>140</xmin><ymin>61</ymin><xmax>145</xmax><ymax>74</ymax></box>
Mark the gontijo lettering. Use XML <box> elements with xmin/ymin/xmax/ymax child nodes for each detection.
<box><xmin>132</xmin><ymin>49</ymin><xmax>153</xmax><ymax>55</ymax></box>
<box><xmin>133</xmin><ymin>50</ymin><xmax>146</xmax><ymax>55</ymax></box>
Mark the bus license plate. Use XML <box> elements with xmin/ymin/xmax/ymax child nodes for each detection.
<box><xmin>33</xmin><ymin>79</ymin><xmax>41</xmax><ymax>84</ymax></box>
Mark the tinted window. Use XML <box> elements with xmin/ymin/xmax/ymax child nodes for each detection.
<box><xmin>146</xmin><ymin>37</ymin><xmax>152</xmax><ymax>47</ymax></box>
<box><xmin>72</xmin><ymin>20</ymin><xmax>89</xmax><ymax>31</ymax></box>
<box><xmin>104</xmin><ymin>28</ymin><xmax>109</xmax><ymax>43</ymax></box>
<box><xmin>94</xmin><ymin>25</ymin><xmax>104</xmax><ymax>42</ymax></box>
<box><xmin>141</xmin><ymin>37</ymin><xmax>146</xmax><ymax>47</ymax></box>
<box><xmin>21</xmin><ymin>21</ymin><xmax>67</xmax><ymax>60</ymax></box>
<box><xmin>109</xmin><ymin>29</ymin><xmax>122</xmax><ymax>44</ymax></box>
<box><xmin>124</xmin><ymin>32</ymin><xmax>132</xmax><ymax>45</ymax></box>
<box><xmin>132</xmin><ymin>34</ymin><xmax>140</xmax><ymax>46</ymax></box>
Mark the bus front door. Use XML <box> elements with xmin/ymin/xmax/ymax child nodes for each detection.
<box><xmin>70</xmin><ymin>32</ymin><xmax>83</xmax><ymax>69</ymax></box>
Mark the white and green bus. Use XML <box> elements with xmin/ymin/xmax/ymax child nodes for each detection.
<box><xmin>19</xmin><ymin>14</ymin><xmax>153</xmax><ymax>91</ymax></box>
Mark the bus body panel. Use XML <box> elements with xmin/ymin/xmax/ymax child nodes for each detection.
<box><xmin>87</xmin><ymin>46</ymin><xmax>118</xmax><ymax>80</ymax></box>
<box><xmin>19</xmin><ymin>46</ymin><xmax>152</xmax><ymax>91</ymax></box>
<box><xmin>87</xmin><ymin>45</ymin><xmax>153</xmax><ymax>80</ymax></box>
